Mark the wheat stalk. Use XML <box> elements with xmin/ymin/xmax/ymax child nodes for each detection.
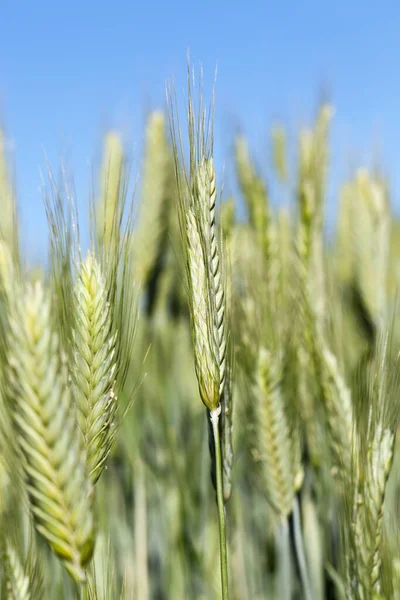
<box><xmin>234</xmin><ymin>135</ymin><xmax>271</xmax><ymax>260</ymax></box>
<box><xmin>195</xmin><ymin>157</ymin><xmax>227</xmax><ymax>404</ymax></box>
<box><xmin>352</xmin><ymin>426</ymin><xmax>394</xmax><ymax>599</ymax></box>
<box><xmin>7</xmin><ymin>281</ymin><xmax>95</xmax><ymax>583</ymax></box>
<box><xmin>0</xmin><ymin>129</ymin><xmax>18</xmax><ymax>254</ymax></box>
<box><xmin>337</xmin><ymin>170</ymin><xmax>389</xmax><ymax>339</ymax></box>
<box><xmin>311</xmin><ymin>326</ymin><xmax>353</xmax><ymax>481</ymax></box>
<box><xmin>72</xmin><ymin>252</ymin><xmax>118</xmax><ymax>485</ymax></box>
<box><xmin>271</xmin><ymin>125</ymin><xmax>288</xmax><ymax>183</ymax></box>
<box><xmin>96</xmin><ymin>131</ymin><xmax>125</xmax><ymax>252</ymax></box>
<box><xmin>133</xmin><ymin>112</ymin><xmax>175</xmax><ymax>289</ymax></box>
<box><xmin>254</xmin><ymin>347</ymin><xmax>301</xmax><ymax>520</ymax></box>
<box><xmin>344</xmin><ymin>334</ymin><xmax>400</xmax><ymax>599</ymax></box>
<box><xmin>168</xmin><ymin>72</ymin><xmax>230</xmax><ymax>599</ymax></box>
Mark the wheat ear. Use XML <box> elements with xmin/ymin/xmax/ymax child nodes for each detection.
<box><xmin>311</xmin><ymin>327</ymin><xmax>353</xmax><ymax>481</ymax></box>
<box><xmin>0</xmin><ymin>129</ymin><xmax>18</xmax><ymax>254</ymax></box>
<box><xmin>271</xmin><ymin>125</ymin><xmax>288</xmax><ymax>183</ymax></box>
<box><xmin>7</xmin><ymin>281</ymin><xmax>95</xmax><ymax>583</ymax></box>
<box><xmin>96</xmin><ymin>131</ymin><xmax>124</xmax><ymax>251</ymax></box>
<box><xmin>338</xmin><ymin>170</ymin><xmax>389</xmax><ymax>337</ymax></box>
<box><xmin>186</xmin><ymin>205</ymin><xmax>220</xmax><ymax>410</ymax></box>
<box><xmin>234</xmin><ymin>135</ymin><xmax>271</xmax><ymax>261</ymax></box>
<box><xmin>352</xmin><ymin>426</ymin><xmax>394</xmax><ymax>598</ymax></box>
<box><xmin>134</xmin><ymin>111</ymin><xmax>175</xmax><ymax>288</ymax></box>
<box><xmin>195</xmin><ymin>157</ymin><xmax>227</xmax><ymax>404</ymax></box>
<box><xmin>72</xmin><ymin>252</ymin><xmax>118</xmax><ymax>485</ymax></box>
<box><xmin>168</xmin><ymin>75</ymin><xmax>230</xmax><ymax>599</ymax></box>
<box><xmin>344</xmin><ymin>334</ymin><xmax>400</xmax><ymax>599</ymax></box>
<box><xmin>254</xmin><ymin>347</ymin><xmax>301</xmax><ymax>520</ymax></box>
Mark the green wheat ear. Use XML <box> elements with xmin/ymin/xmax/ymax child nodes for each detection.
<box><xmin>338</xmin><ymin>169</ymin><xmax>389</xmax><ymax>337</ymax></box>
<box><xmin>133</xmin><ymin>111</ymin><xmax>175</xmax><ymax>287</ymax></box>
<box><xmin>234</xmin><ymin>134</ymin><xmax>271</xmax><ymax>261</ymax></box>
<box><xmin>169</xmin><ymin>89</ymin><xmax>227</xmax><ymax>412</ymax></box>
<box><xmin>7</xmin><ymin>281</ymin><xmax>95</xmax><ymax>583</ymax></box>
<box><xmin>186</xmin><ymin>204</ymin><xmax>220</xmax><ymax>410</ymax></box>
<box><xmin>254</xmin><ymin>347</ymin><xmax>302</xmax><ymax>520</ymax></box>
<box><xmin>72</xmin><ymin>251</ymin><xmax>118</xmax><ymax>484</ymax></box>
<box><xmin>344</xmin><ymin>333</ymin><xmax>400</xmax><ymax>599</ymax></box>
<box><xmin>0</xmin><ymin>129</ymin><xmax>18</xmax><ymax>255</ymax></box>
<box><xmin>271</xmin><ymin>124</ymin><xmax>288</xmax><ymax>183</ymax></box>
<box><xmin>96</xmin><ymin>131</ymin><xmax>125</xmax><ymax>251</ymax></box>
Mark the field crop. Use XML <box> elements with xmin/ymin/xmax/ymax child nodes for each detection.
<box><xmin>0</xmin><ymin>71</ymin><xmax>400</xmax><ymax>600</ymax></box>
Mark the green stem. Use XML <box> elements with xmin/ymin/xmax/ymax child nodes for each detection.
<box><xmin>210</xmin><ymin>406</ymin><xmax>229</xmax><ymax>600</ymax></box>
<box><xmin>293</xmin><ymin>497</ymin><xmax>313</xmax><ymax>600</ymax></box>
<box><xmin>276</xmin><ymin>518</ymin><xmax>292</xmax><ymax>600</ymax></box>
<box><xmin>79</xmin><ymin>581</ymin><xmax>88</xmax><ymax>600</ymax></box>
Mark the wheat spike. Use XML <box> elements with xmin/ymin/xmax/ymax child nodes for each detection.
<box><xmin>353</xmin><ymin>426</ymin><xmax>394</xmax><ymax>598</ymax></box>
<box><xmin>195</xmin><ymin>158</ymin><xmax>227</xmax><ymax>400</ymax></box>
<box><xmin>134</xmin><ymin>111</ymin><xmax>175</xmax><ymax>287</ymax></box>
<box><xmin>97</xmin><ymin>131</ymin><xmax>124</xmax><ymax>251</ymax></box>
<box><xmin>72</xmin><ymin>252</ymin><xmax>118</xmax><ymax>485</ymax></box>
<box><xmin>169</xmin><ymin>80</ymin><xmax>228</xmax><ymax>410</ymax></box>
<box><xmin>271</xmin><ymin>125</ymin><xmax>288</xmax><ymax>183</ymax></box>
<box><xmin>186</xmin><ymin>205</ymin><xmax>219</xmax><ymax>410</ymax></box>
<box><xmin>234</xmin><ymin>135</ymin><xmax>271</xmax><ymax>261</ymax></box>
<box><xmin>7</xmin><ymin>281</ymin><xmax>95</xmax><ymax>583</ymax></box>
<box><xmin>220</xmin><ymin>198</ymin><xmax>235</xmax><ymax>244</ymax></box>
<box><xmin>311</xmin><ymin>329</ymin><xmax>353</xmax><ymax>480</ymax></box>
<box><xmin>297</xmin><ymin>105</ymin><xmax>333</xmax><ymax>320</ymax></box>
<box><xmin>254</xmin><ymin>347</ymin><xmax>299</xmax><ymax>519</ymax></box>
<box><xmin>0</xmin><ymin>129</ymin><xmax>18</xmax><ymax>253</ymax></box>
<box><xmin>344</xmin><ymin>334</ymin><xmax>399</xmax><ymax>599</ymax></box>
<box><xmin>339</xmin><ymin>170</ymin><xmax>389</xmax><ymax>334</ymax></box>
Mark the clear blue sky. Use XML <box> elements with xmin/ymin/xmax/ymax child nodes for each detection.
<box><xmin>0</xmin><ymin>0</ymin><xmax>399</xmax><ymax>261</ymax></box>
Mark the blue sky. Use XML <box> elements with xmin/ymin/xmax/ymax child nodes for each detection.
<box><xmin>0</xmin><ymin>0</ymin><xmax>399</xmax><ymax>261</ymax></box>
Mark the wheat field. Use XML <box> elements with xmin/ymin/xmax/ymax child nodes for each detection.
<box><xmin>0</xmin><ymin>73</ymin><xmax>400</xmax><ymax>600</ymax></box>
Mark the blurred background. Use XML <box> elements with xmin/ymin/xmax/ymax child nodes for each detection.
<box><xmin>1</xmin><ymin>1</ymin><xmax>400</xmax><ymax>260</ymax></box>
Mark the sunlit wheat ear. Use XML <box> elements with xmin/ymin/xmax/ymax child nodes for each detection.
<box><xmin>0</xmin><ymin>129</ymin><xmax>19</xmax><ymax>254</ymax></box>
<box><xmin>8</xmin><ymin>281</ymin><xmax>95</xmax><ymax>583</ymax></box>
<box><xmin>186</xmin><ymin>205</ymin><xmax>219</xmax><ymax>410</ymax></box>
<box><xmin>312</xmin><ymin>331</ymin><xmax>353</xmax><ymax>481</ymax></box>
<box><xmin>169</xmin><ymin>92</ymin><xmax>223</xmax><ymax>410</ymax></box>
<box><xmin>338</xmin><ymin>170</ymin><xmax>389</xmax><ymax>336</ymax></box>
<box><xmin>72</xmin><ymin>252</ymin><xmax>118</xmax><ymax>485</ymax></box>
<box><xmin>0</xmin><ymin>240</ymin><xmax>15</xmax><ymax>295</ymax></box>
<box><xmin>352</xmin><ymin>426</ymin><xmax>394</xmax><ymax>598</ymax></box>
<box><xmin>234</xmin><ymin>135</ymin><xmax>270</xmax><ymax>252</ymax></box>
<box><xmin>271</xmin><ymin>124</ymin><xmax>288</xmax><ymax>183</ymax></box>
<box><xmin>254</xmin><ymin>347</ymin><xmax>301</xmax><ymax>520</ymax></box>
<box><xmin>96</xmin><ymin>131</ymin><xmax>124</xmax><ymax>251</ymax></box>
<box><xmin>297</xmin><ymin>105</ymin><xmax>333</xmax><ymax>319</ymax></box>
<box><xmin>195</xmin><ymin>157</ymin><xmax>227</xmax><ymax>401</ymax></box>
<box><xmin>344</xmin><ymin>334</ymin><xmax>400</xmax><ymax>599</ymax></box>
<box><xmin>133</xmin><ymin>111</ymin><xmax>175</xmax><ymax>287</ymax></box>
